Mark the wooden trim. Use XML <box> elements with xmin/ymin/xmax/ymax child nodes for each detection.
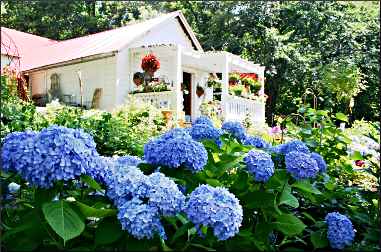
<box><xmin>23</xmin><ymin>52</ymin><xmax>116</xmax><ymax>74</ymax></box>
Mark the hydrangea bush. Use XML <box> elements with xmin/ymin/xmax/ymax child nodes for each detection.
<box><xmin>1</xmin><ymin>117</ymin><xmax>376</xmax><ymax>251</ymax></box>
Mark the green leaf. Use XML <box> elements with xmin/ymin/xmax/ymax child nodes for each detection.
<box><xmin>302</xmin><ymin>212</ymin><xmax>316</xmax><ymax>223</ymax></box>
<box><xmin>243</xmin><ymin>191</ymin><xmax>276</xmax><ymax>209</ymax></box>
<box><xmin>279</xmin><ymin>184</ymin><xmax>299</xmax><ymax>208</ymax></box>
<box><xmin>292</xmin><ymin>180</ymin><xmax>322</xmax><ymax>195</ymax></box>
<box><xmin>160</xmin><ymin>238</ymin><xmax>173</xmax><ymax>251</ymax></box>
<box><xmin>74</xmin><ymin>201</ymin><xmax>117</xmax><ymax>218</ymax></box>
<box><xmin>310</xmin><ymin>230</ymin><xmax>329</xmax><ymax>249</ymax></box>
<box><xmin>4</xmin><ymin>236</ymin><xmax>40</xmax><ymax>251</ymax></box>
<box><xmin>35</xmin><ymin>188</ymin><xmax>57</xmax><ymax>206</ymax></box>
<box><xmin>232</xmin><ymin>172</ymin><xmax>249</xmax><ymax>191</ymax></box>
<box><xmin>324</xmin><ymin>179</ymin><xmax>336</xmax><ymax>191</ymax></box>
<box><xmin>205</xmin><ymin>179</ymin><xmax>222</xmax><ymax>187</ymax></box>
<box><xmin>335</xmin><ymin>113</ymin><xmax>348</xmax><ymax>122</ymax></box>
<box><xmin>274</xmin><ymin>213</ymin><xmax>306</xmax><ymax>236</ymax></box>
<box><xmin>170</xmin><ymin>222</ymin><xmax>193</xmax><ymax>244</ymax></box>
<box><xmin>265</xmin><ymin>170</ymin><xmax>288</xmax><ymax>192</ymax></box>
<box><xmin>80</xmin><ymin>174</ymin><xmax>102</xmax><ymax>191</ymax></box>
<box><xmin>350</xmin><ymin>151</ymin><xmax>363</xmax><ymax>160</ymax></box>
<box><xmin>95</xmin><ymin>218</ymin><xmax>123</xmax><ymax>245</ymax></box>
<box><xmin>42</xmin><ymin>200</ymin><xmax>85</xmax><ymax>243</ymax></box>
<box><xmin>190</xmin><ymin>243</ymin><xmax>216</xmax><ymax>251</ymax></box>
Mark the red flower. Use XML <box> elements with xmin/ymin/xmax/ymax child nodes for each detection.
<box><xmin>239</xmin><ymin>73</ymin><xmax>258</xmax><ymax>80</ymax></box>
<box><xmin>355</xmin><ymin>160</ymin><xmax>365</xmax><ymax>167</ymax></box>
<box><xmin>141</xmin><ymin>53</ymin><xmax>160</xmax><ymax>72</ymax></box>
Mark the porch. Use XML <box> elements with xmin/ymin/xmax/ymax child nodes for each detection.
<box><xmin>123</xmin><ymin>44</ymin><xmax>266</xmax><ymax>124</ymax></box>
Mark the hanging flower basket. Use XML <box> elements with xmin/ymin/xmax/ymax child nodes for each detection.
<box><xmin>141</xmin><ymin>53</ymin><xmax>160</xmax><ymax>76</ymax></box>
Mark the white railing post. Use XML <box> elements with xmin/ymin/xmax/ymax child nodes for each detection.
<box><xmin>221</xmin><ymin>53</ymin><xmax>229</xmax><ymax>120</ymax></box>
<box><xmin>258</xmin><ymin>66</ymin><xmax>265</xmax><ymax>95</ymax></box>
<box><xmin>174</xmin><ymin>45</ymin><xmax>183</xmax><ymax>121</ymax></box>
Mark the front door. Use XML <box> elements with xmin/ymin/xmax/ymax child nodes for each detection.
<box><xmin>182</xmin><ymin>72</ymin><xmax>192</xmax><ymax>121</ymax></box>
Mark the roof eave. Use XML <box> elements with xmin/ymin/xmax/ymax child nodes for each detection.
<box><xmin>22</xmin><ymin>51</ymin><xmax>117</xmax><ymax>73</ymax></box>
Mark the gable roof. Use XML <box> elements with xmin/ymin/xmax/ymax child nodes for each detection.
<box><xmin>1</xmin><ymin>27</ymin><xmax>57</xmax><ymax>58</ymax></box>
<box><xmin>1</xmin><ymin>11</ymin><xmax>203</xmax><ymax>72</ymax></box>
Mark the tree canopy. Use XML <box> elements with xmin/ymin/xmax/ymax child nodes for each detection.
<box><xmin>1</xmin><ymin>0</ymin><xmax>379</xmax><ymax>122</ymax></box>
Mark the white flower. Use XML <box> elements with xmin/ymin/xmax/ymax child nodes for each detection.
<box><xmin>8</xmin><ymin>182</ymin><xmax>20</xmax><ymax>193</ymax></box>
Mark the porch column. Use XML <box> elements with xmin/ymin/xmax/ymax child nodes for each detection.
<box><xmin>258</xmin><ymin>66</ymin><xmax>265</xmax><ymax>95</ymax></box>
<box><xmin>221</xmin><ymin>53</ymin><xmax>229</xmax><ymax>120</ymax></box>
<box><xmin>174</xmin><ymin>45</ymin><xmax>183</xmax><ymax>121</ymax></box>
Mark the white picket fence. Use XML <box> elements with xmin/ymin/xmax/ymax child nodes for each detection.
<box><xmin>224</xmin><ymin>94</ymin><xmax>265</xmax><ymax>123</ymax></box>
<box><xmin>130</xmin><ymin>91</ymin><xmax>176</xmax><ymax>110</ymax></box>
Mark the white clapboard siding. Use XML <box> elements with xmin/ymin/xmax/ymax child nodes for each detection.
<box><xmin>129</xmin><ymin>18</ymin><xmax>194</xmax><ymax>50</ymax></box>
<box><xmin>29</xmin><ymin>56</ymin><xmax>116</xmax><ymax>110</ymax></box>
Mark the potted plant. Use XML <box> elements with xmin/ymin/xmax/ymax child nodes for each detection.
<box><xmin>249</xmin><ymin>79</ymin><xmax>262</xmax><ymax>94</ymax></box>
<box><xmin>229</xmin><ymin>72</ymin><xmax>240</xmax><ymax>86</ymax></box>
<box><xmin>240</xmin><ymin>77</ymin><xmax>253</xmax><ymax>94</ymax></box>
<box><xmin>229</xmin><ymin>84</ymin><xmax>244</xmax><ymax>96</ymax></box>
<box><xmin>141</xmin><ymin>53</ymin><xmax>160</xmax><ymax>79</ymax></box>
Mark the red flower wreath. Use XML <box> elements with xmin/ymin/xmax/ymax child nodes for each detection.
<box><xmin>141</xmin><ymin>53</ymin><xmax>160</xmax><ymax>73</ymax></box>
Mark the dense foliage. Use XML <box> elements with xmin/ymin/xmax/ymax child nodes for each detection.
<box><xmin>0</xmin><ymin>1</ymin><xmax>379</xmax><ymax>250</ymax></box>
<box><xmin>1</xmin><ymin>111</ymin><xmax>379</xmax><ymax>251</ymax></box>
<box><xmin>2</xmin><ymin>1</ymin><xmax>378</xmax><ymax>122</ymax></box>
<box><xmin>1</xmin><ymin>75</ymin><xmax>166</xmax><ymax>156</ymax></box>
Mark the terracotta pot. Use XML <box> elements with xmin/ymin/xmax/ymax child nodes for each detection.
<box><xmin>196</xmin><ymin>89</ymin><xmax>205</xmax><ymax>98</ymax></box>
<box><xmin>146</xmin><ymin>69</ymin><xmax>155</xmax><ymax>77</ymax></box>
<box><xmin>161</xmin><ymin>110</ymin><xmax>173</xmax><ymax>120</ymax></box>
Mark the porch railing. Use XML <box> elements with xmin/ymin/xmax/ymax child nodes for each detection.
<box><xmin>224</xmin><ymin>94</ymin><xmax>265</xmax><ymax>123</ymax></box>
<box><xmin>129</xmin><ymin>91</ymin><xmax>176</xmax><ymax>110</ymax></box>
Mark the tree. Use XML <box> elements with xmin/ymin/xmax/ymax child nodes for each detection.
<box><xmin>1</xmin><ymin>1</ymin><xmax>379</xmax><ymax>121</ymax></box>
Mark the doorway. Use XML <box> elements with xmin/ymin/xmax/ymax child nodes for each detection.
<box><xmin>182</xmin><ymin>72</ymin><xmax>192</xmax><ymax>121</ymax></box>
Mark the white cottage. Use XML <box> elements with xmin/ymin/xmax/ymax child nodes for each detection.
<box><xmin>0</xmin><ymin>11</ymin><xmax>266</xmax><ymax>123</ymax></box>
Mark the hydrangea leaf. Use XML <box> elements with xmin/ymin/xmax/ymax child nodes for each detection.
<box><xmin>42</xmin><ymin>200</ymin><xmax>85</xmax><ymax>243</ymax></box>
<box><xmin>170</xmin><ymin>222</ymin><xmax>193</xmax><ymax>244</ymax></box>
<box><xmin>274</xmin><ymin>213</ymin><xmax>306</xmax><ymax>236</ymax></box>
<box><xmin>80</xmin><ymin>174</ymin><xmax>102</xmax><ymax>191</ymax></box>
<box><xmin>95</xmin><ymin>218</ymin><xmax>123</xmax><ymax>245</ymax></box>
<box><xmin>74</xmin><ymin>201</ymin><xmax>117</xmax><ymax>218</ymax></box>
<box><xmin>279</xmin><ymin>184</ymin><xmax>299</xmax><ymax>208</ymax></box>
<box><xmin>265</xmin><ymin>170</ymin><xmax>288</xmax><ymax>192</ymax></box>
<box><xmin>205</xmin><ymin>179</ymin><xmax>223</xmax><ymax>187</ymax></box>
<box><xmin>292</xmin><ymin>180</ymin><xmax>322</xmax><ymax>195</ymax></box>
<box><xmin>310</xmin><ymin>230</ymin><xmax>329</xmax><ymax>249</ymax></box>
<box><xmin>243</xmin><ymin>191</ymin><xmax>276</xmax><ymax>209</ymax></box>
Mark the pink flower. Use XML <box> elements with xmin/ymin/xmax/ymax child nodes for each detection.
<box><xmin>355</xmin><ymin>160</ymin><xmax>365</xmax><ymax>167</ymax></box>
<box><xmin>268</xmin><ymin>126</ymin><xmax>281</xmax><ymax>135</ymax></box>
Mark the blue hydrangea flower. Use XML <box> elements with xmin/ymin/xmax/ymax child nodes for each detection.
<box><xmin>244</xmin><ymin>135</ymin><xmax>270</xmax><ymax>149</ymax></box>
<box><xmin>114</xmin><ymin>155</ymin><xmax>142</xmax><ymax>167</ymax></box>
<box><xmin>1</xmin><ymin>126</ymin><xmax>103</xmax><ymax>188</ymax></box>
<box><xmin>189</xmin><ymin>124</ymin><xmax>222</xmax><ymax>146</ymax></box>
<box><xmin>106</xmin><ymin>164</ymin><xmax>150</xmax><ymax>206</ymax></box>
<box><xmin>221</xmin><ymin>121</ymin><xmax>246</xmax><ymax>141</ymax></box>
<box><xmin>285</xmin><ymin>151</ymin><xmax>319</xmax><ymax>180</ymax></box>
<box><xmin>185</xmin><ymin>184</ymin><xmax>243</xmax><ymax>241</ymax></box>
<box><xmin>244</xmin><ymin>150</ymin><xmax>274</xmax><ymax>182</ymax></box>
<box><xmin>192</xmin><ymin>116</ymin><xmax>214</xmax><ymax>127</ymax></box>
<box><xmin>272</xmin><ymin>140</ymin><xmax>310</xmax><ymax>155</ymax></box>
<box><xmin>146</xmin><ymin>172</ymin><xmax>186</xmax><ymax>216</ymax></box>
<box><xmin>325</xmin><ymin>212</ymin><xmax>355</xmax><ymax>249</ymax></box>
<box><xmin>106</xmin><ymin>164</ymin><xmax>185</xmax><ymax>240</ymax></box>
<box><xmin>310</xmin><ymin>152</ymin><xmax>327</xmax><ymax>173</ymax></box>
<box><xmin>144</xmin><ymin>130</ymin><xmax>208</xmax><ymax>172</ymax></box>
<box><xmin>1</xmin><ymin>130</ymin><xmax>37</xmax><ymax>173</ymax></box>
<box><xmin>117</xmin><ymin>198</ymin><xmax>166</xmax><ymax>240</ymax></box>
<box><xmin>160</xmin><ymin>128</ymin><xmax>192</xmax><ymax>141</ymax></box>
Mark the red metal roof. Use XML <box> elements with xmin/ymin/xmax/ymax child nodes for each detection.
<box><xmin>1</xmin><ymin>11</ymin><xmax>202</xmax><ymax>72</ymax></box>
<box><xmin>1</xmin><ymin>27</ymin><xmax>57</xmax><ymax>58</ymax></box>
